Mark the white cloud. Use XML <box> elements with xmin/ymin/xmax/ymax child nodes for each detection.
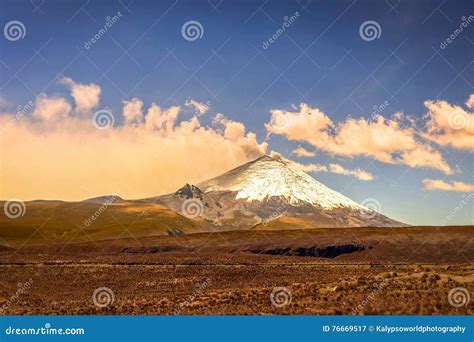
<box><xmin>466</xmin><ymin>94</ymin><xmax>474</xmax><ymax>109</ymax></box>
<box><xmin>329</xmin><ymin>163</ymin><xmax>374</xmax><ymax>181</ymax></box>
<box><xmin>266</xmin><ymin>103</ymin><xmax>453</xmax><ymax>175</ymax></box>
<box><xmin>0</xmin><ymin>80</ymin><xmax>267</xmax><ymax>201</ymax></box>
<box><xmin>60</xmin><ymin>77</ymin><xmax>101</xmax><ymax>113</ymax></box>
<box><xmin>32</xmin><ymin>94</ymin><xmax>72</xmax><ymax>121</ymax></box>
<box><xmin>122</xmin><ymin>98</ymin><xmax>144</xmax><ymax>124</ymax></box>
<box><xmin>423</xmin><ymin>179</ymin><xmax>474</xmax><ymax>192</ymax></box>
<box><xmin>213</xmin><ymin>113</ymin><xmax>268</xmax><ymax>158</ymax></box>
<box><xmin>185</xmin><ymin>99</ymin><xmax>209</xmax><ymax>116</ymax></box>
<box><xmin>145</xmin><ymin>103</ymin><xmax>181</xmax><ymax>133</ymax></box>
<box><xmin>423</xmin><ymin>95</ymin><xmax>474</xmax><ymax>151</ymax></box>
<box><xmin>274</xmin><ymin>151</ymin><xmax>374</xmax><ymax>181</ymax></box>
<box><xmin>292</xmin><ymin>146</ymin><xmax>316</xmax><ymax>157</ymax></box>
<box><xmin>290</xmin><ymin>161</ymin><xmax>328</xmax><ymax>173</ymax></box>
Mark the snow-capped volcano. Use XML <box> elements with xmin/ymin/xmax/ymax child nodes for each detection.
<box><xmin>153</xmin><ymin>153</ymin><xmax>405</xmax><ymax>230</ymax></box>
<box><xmin>198</xmin><ymin>154</ymin><xmax>365</xmax><ymax>210</ymax></box>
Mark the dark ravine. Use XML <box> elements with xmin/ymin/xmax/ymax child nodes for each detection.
<box><xmin>249</xmin><ymin>244</ymin><xmax>368</xmax><ymax>258</ymax></box>
<box><xmin>120</xmin><ymin>243</ymin><xmax>369</xmax><ymax>259</ymax></box>
<box><xmin>122</xmin><ymin>246</ymin><xmax>182</xmax><ymax>253</ymax></box>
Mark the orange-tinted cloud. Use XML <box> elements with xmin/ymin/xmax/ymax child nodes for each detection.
<box><xmin>0</xmin><ymin>81</ymin><xmax>267</xmax><ymax>201</ymax></box>
<box><xmin>289</xmin><ymin>161</ymin><xmax>328</xmax><ymax>173</ymax></box>
<box><xmin>422</xmin><ymin>95</ymin><xmax>474</xmax><ymax>151</ymax></box>
<box><xmin>122</xmin><ymin>97</ymin><xmax>144</xmax><ymax>124</ymax></box>
<box><xmin>213</xmin><ymin>113</ymin><xmax>268</xmax><ymax>158</ymax></box>
<box><xmin>276</xmin><ymin>152</ymin><xmax>373</xmax><ymax>181</ymax></box>
<box><xmin>328</xmin><ymin>163</ymin><xmax>374</xmax><ymax>181</ymax></box>
<box><xmin>423</xmin><ymin>179</ymin><xmax>474</xmax><ymax>192</ymax></box>
<box><xmin>292</xmin><ymin>146</ymin><xmax>316</xmax><ymax>157</ymax></box>
<box><xmin>32</xmin><ymin>94</ymin><xmax>72</xmax><ymax>121</ymax></box>
<box><xmin>185</xmin><ymin>99</ymin><xmax>209</xmax><ymax>116</ymax></box>
<box><xmin>266</xmin><ymin>103</ymin><xmax>453</xmax><ymax>175</ymax></box>
<box><xmin>60</xmin><ymin>77</ymin><xmax>101</xmax><ymax>113</ymax></box>
<box><xmin>466</xmin><ymin>94</ymin><xmax>474</xmax><ymax>109</ymax></box>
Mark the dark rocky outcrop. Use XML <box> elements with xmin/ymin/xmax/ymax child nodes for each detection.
<box><xmin>249</xmin><ymin>244</ymin><xmax>367</xmax><ymax>258</ymax></box>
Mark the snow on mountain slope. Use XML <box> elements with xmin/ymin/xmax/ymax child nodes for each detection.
<box><xmin>152</xmin><ymin>153</ymin><xmax>405</xmax><ymax>229</ymax></box>
<box><xmin>198</xmin><ymin>154</ymin><xmax>366</xmax><ymax>210</ymax></box>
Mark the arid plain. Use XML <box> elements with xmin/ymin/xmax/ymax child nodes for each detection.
<box><xmin>1</xmin><ymin>227</ymin><xmax>472</xmax><ymax>315</ymax></box>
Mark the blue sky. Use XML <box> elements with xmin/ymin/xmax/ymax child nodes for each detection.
<box><xmin>0</xmin><ymin>0</ymin><xmax>473</xmax><ymax>225</ymax></box>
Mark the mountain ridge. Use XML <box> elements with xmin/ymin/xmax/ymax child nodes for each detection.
<box><xmin>0</xmin><ymin>154</ymin><xmax>406</xmax><ymax>247</ymax></box>
<box><xmin>197</xmin><ymin>154</ymin><xmax>366</xmax><ymax>210</ymax></box>
<box><xmin>153</xmin><ymin>153</ymin><xmax>405</xmax><ymax>229</ymax></box>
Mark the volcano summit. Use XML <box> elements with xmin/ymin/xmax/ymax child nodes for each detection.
<box><xmin>154</xmin><ymin>154</ymin><xmax>405</xmax><ymax>230</ymax></box>
<box><xmin>0</xmin><ymin>154</ymin><xmax>406</xmax><ymax>247</ymax></box>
